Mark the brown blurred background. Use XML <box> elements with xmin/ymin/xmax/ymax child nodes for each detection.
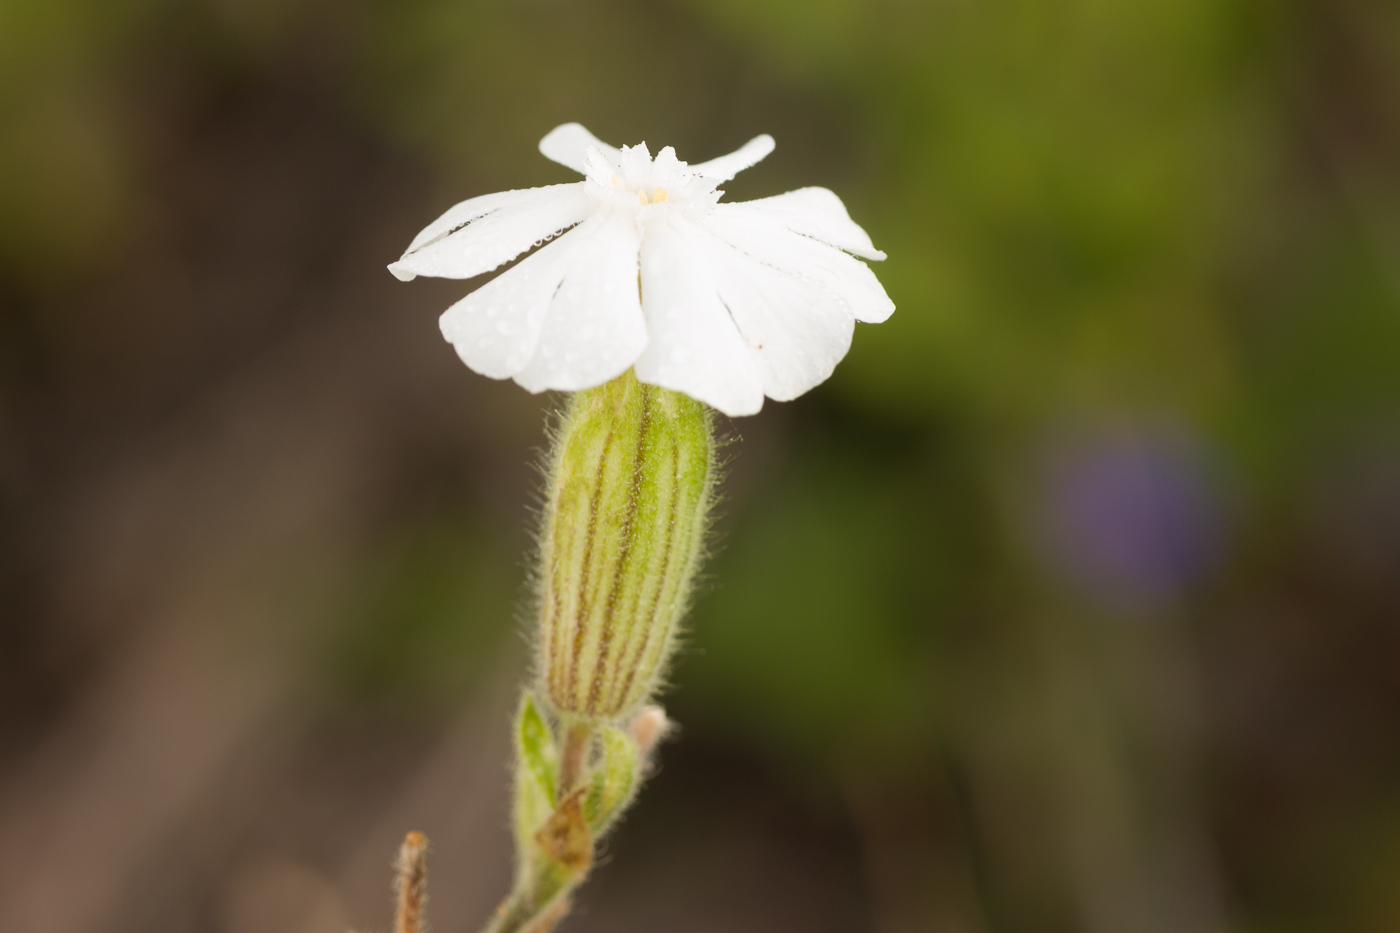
<box><xmin>2</xmin><ymin>0</ymin><xmax>1398</xmax><ymax>931</ymax></box>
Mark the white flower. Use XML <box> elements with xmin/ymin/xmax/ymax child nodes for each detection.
<box><xmin>389</xmin><ymin>123</ymin><xmax>892</xmax><ymax>416</ymax></box>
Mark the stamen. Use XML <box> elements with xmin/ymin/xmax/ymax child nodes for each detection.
<box><xmin>653</xmin><ymin>188</ymin><xmax>668</xmax><ymax>202</ymax></box>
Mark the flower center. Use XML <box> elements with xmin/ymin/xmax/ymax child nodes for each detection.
<box><xmin>611</xmin><ymin>174</ymin><xmax>669</xmax><ymax>205</ymax></box>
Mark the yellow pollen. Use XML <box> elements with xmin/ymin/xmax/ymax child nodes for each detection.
<box><xmin>653</xmin><ymin>187</ymin><xmax>668</xmax><ymax>202</ymax></box>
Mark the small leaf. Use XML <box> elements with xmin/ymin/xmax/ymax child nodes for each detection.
<box><xmin>518</xmin><ymin>694</ymin><xmax>558</xmax><ymax>804</ymax></box>
<box><xmin>513</xmin><ymin>694</ymin><xmax>558</xmax><ymax>855</ymax></box>
<box><xmin>584</xmin><ymin>726</ymin><xmax>639</xmax><ymax>831</ymax></box>
<box><xmin>534</xmin><ymin>787</ymin><xmax>593</xmax><ymax>874</ymax></box>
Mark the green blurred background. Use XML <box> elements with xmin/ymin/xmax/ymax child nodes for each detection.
<box><xmin>2</xmin><ymin>0</ymin><xmax>1398</xmax><ymax>931</ymax></box>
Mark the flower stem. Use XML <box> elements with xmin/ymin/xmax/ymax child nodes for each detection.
<box><xmin>482</xmin><ymin>893</ymin><xmax>551</xmax><ymax>933</ymax></box>
<box><xmin>482</xmin><ymin>865</ymin><xmax>574</xmax><ymax>933</ymax></box>
<box><xmin>557</xmin><ymin>722</ymin><xmax>593</xmax><ymax>795</ymax></box>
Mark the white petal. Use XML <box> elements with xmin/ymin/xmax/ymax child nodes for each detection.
<box><xmin>438</xmin><ymin>222</ymin><xmax>594</xmax><ymax>379</ymax></box>
<box><xmin>705</xmin><ymin>204</ymin><xmax>895</xmax><ymax>324</ymax></box>
<box><xmin>389</xmin><ymin>184</ymin><xmax>589</xmax><ymax>282</ymax></box>
<box><xmin>677</xmin><ymin>217</ymin><xmax>854</xmax><ymax>402</ymax></box>
<box><xmin>740</xmin><ymin>187</ymin><xmax>887</xmax><ymax>260</ymax></box>
<box><xmin>514</xmin><ymin>209</ymin><xmax>648</xmax><ymax>393</ymax></box>
<box><xmin>690</xmin><ymin>134</ymin><xmax>775</xmax><ymax>183</ymax></box>
<box><xmin>583</xmin><ymin>146</ymin><xmax>618</xmax><ymax>186</ymax></box>
<box><xmin>634</xmin><ymin>220</ymin><xmax>765</xmax><ymax>417</ymax></box>
<box><xmin>618</xmin><ymin>143</ymin><xmax>654</xmax><ymax>189</ymax></box>
<box><xmin>539</xmin><ymin>123</ymin><xmax>622</xmax><ymax>175</ymax></box>
<box><xmin>399</xmin><ymin>189</ymin><xmax>535</xmax><ymax>256</ymax></box>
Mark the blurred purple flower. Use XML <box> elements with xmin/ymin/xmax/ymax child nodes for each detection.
<box><xmin>1041</xmin><ymin>429</ymin><xmax>1226</xmax><ymax>608</ymax></box>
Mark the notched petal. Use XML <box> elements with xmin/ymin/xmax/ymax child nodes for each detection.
<box><xmin>513</xmin><ymin>210</ymin><xmax>647</xmax><ymax>393</ymax></box>
<box><xmin>736</xmin><ymin>187</ymin><xmax>886</xmax><ymax>260</ymax></box>
<box><xmin>705</xmin><ymin>204</ymin><xmax>894</xmax><ymax>324</ymax></box>
<box><xmin>391</xmin><ymin>183</ymin><xmax>589</xmax><ymax>282</ymax></box>
<box><xmin>438</xmin><ymin>221</ymin><xmax>592</xmax><ymax>379</ymax></box>
<box><xmin>679</xmin><ymin>216</ymin><xmax>855</xmax><ymax>402</ymax></box>
<box><xmin>635</xmin><ymin>219</ymin><xmax>765</xmax><ymax>417</ymax></box>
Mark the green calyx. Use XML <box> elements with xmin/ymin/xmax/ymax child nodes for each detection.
<box><xmin>537</xmin><ymin>369</ymin><xmax>714</xmax><ymax>721</ymax></box>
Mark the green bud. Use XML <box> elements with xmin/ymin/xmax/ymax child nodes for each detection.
<box><xmin>537</xmin><ymin>370</ymin><xmax>714</xmax><ymax>721</ymax></box>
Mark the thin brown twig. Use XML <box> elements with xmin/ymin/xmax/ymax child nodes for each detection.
<box><xmin>394</xmin><ymin>831</ymin><xmax>429</xmax><ymax>933</ymax></box>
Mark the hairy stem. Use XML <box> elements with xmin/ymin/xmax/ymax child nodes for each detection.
<box><xmin>482</xmin><ymin>872</ymin><xmax>573</xmax><ymax>933</ymax></box>
<box><xmin>557</xmin><ymin>722</ymin><xmax>593</xmax><ymax>795</ymax></box>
